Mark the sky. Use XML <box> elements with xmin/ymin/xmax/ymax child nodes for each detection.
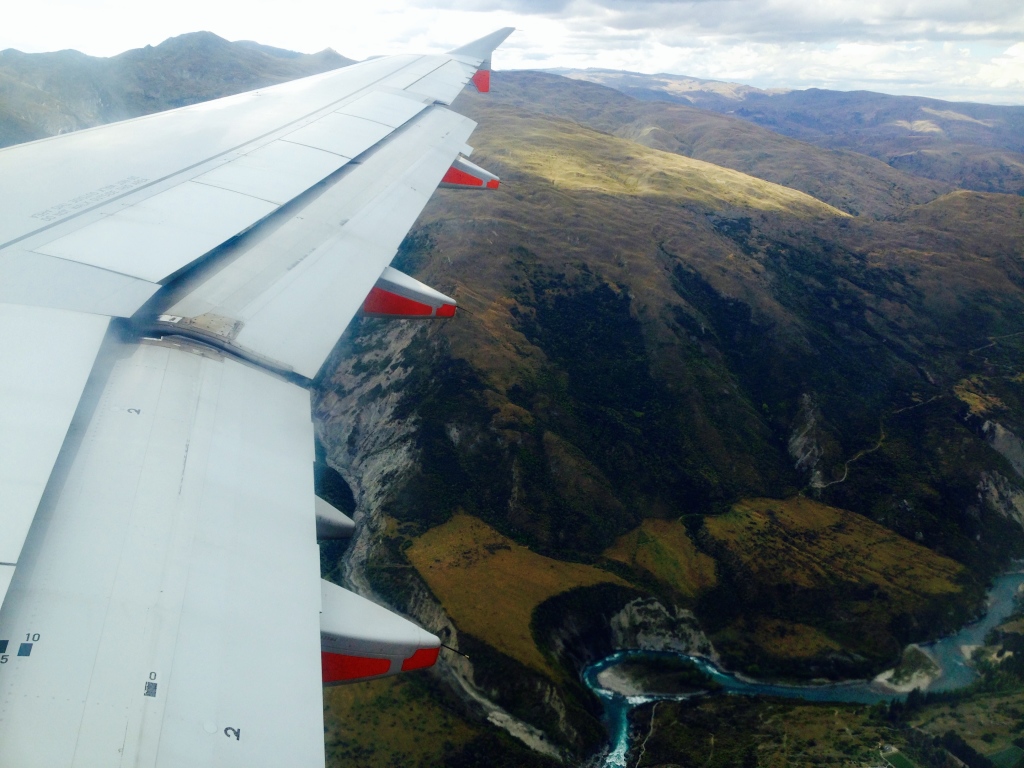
<box><xmin>3</xmin><ymin>1</ymin><xmax>1024</xmax><ymax>103</ymax></box>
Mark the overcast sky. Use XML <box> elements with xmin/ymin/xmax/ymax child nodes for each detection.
<box><xmin>4</xmin><ymin>1</ymin><xmax>1024</xmax><ymax>103</ymax></box>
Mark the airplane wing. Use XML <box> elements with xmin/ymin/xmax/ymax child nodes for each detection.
<box><xmin>0</xmin><ymin>27</ymin><xmax>513</xmax><ymax>767</ymax></box>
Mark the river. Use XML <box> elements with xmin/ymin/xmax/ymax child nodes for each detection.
<box><xmin>583</xmin><ymin>571</ymin><xmax>1024</xmax><ymax>768</ymax></box>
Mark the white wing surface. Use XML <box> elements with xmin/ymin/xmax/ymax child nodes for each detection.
<box><xmin>0</xmin><ymin>27</ymin><xmax>514</xmax><ymax>766</ymax></box>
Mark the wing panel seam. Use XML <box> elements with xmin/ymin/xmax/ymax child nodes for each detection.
<box><xmin>0</xmin><ymin>56</ymin><xmax>431</xmax><ymax>253</ymax></box>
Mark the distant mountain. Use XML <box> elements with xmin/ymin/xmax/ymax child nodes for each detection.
<box><xmin>487</xmin><ymin>71</ymin><xmax>950</xmax><ymax>218</ymax></box>
<box><xmin>554</xmin><ymin>68</ymin><xmax>1024</xmax><ymax>195</ymax></box>
<box><xmin>0</xmin><ymin>31</ymin><xmax>353</xmax><ymax>147</ymax></box>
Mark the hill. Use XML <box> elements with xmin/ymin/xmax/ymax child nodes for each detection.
<box><xmin>313</xmin><ymin>71</ymin><xmax>1024</xmax><ymax>759</ymax></box>
<box><xmin>0</xmin><ymin>31</ymin><xmax>351</xmax><ymax>146</ymax></box>
<box><xmin>5</xmin><ymin>41</ymin><xmax>1024</xmax><ymax>765</ymax></box>
<box><xmin>557</xmin><ymin>67</ymin><xmax>1024</xmax><ymax>195</ymax></box>
<box><xmin>494</xmin><ymin>71</ymin><xmax>950</xmax><ymax>218</ymax></box>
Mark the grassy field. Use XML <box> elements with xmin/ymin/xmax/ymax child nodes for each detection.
<box><xmin>405</xmin><ymin>513</ymin><xmax>627</xmax><ymax>677</ymax></box>
<box><xmin>706</xmin><ymin>497</ymin><xmax>964</xmax><ymax>599</ymax></box>
<box><xmin>913</xmin><ymin>689</ymin><xmax>1024</xmax><ymax>757</ymax></box>
<box><xmin>991</xmin><ymin>745</ymin><xmax>1024</xmax><ymax>768</ymax></box>
<box><xmin>885</xmin><ymin>750</ymin><xmax>919</xmax><ymax>768</ymax></box>
<box><xmin>488</xmin><ymin>112</ymin><xmax>850</xmax><ymax>217</ymax></box>
<box><xmin>703</xmin><ymin>496</ymin><xmax>969</xmax><ymax>668</ymax></box>
<box><xmin>1000</xmin><ymin>617</ymin><xmax>1024</xmax><ymax>635</ymax></box>
<box><xmin>735</xmin><ymin>617</ymin><xmax>843</xmax><ymax>660</ymax></box>
<box><xmin>323</xmin><ymin>673</ymin><xmax>558</xmax><ymax>768</ymax></box>
<box><xmin>604</xmin><ymin>519</ymin><xmax>717</xmax><ymax>598</ymax></box>
<box><xmin>635</xmin><ymin>696</ymin><xmax>903</xmax><ymax>767</ymax></box>
<box><xmin>324</xmin><ymin>675</ymin><xmax>477</xmax><ymax>767</ymax></box>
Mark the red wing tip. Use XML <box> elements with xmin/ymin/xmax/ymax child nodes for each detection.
<box><xmin>436</xmin><ymin>304</ymin><xmax>457</xmax><ymax>318</ymax></box>
<box><xmin>472</xmin><ymin>69</ymin><xmax>491</xmax><ymax>93</ymax></box>
<box><xmin>486</xmin><ymin>179</ymin><xmax>500</xmax><ymax>189</ymax></box>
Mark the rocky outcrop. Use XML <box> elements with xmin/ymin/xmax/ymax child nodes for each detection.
<box><xmin>610</xmin><ymin>598</ymin><xmax>717</xmax><ymax>659</ymax></box>
<box><xmin>981</xmin><ymin>421</ymin><xmax>1024</xmax><ymax>479</ymax></box>
<box><xmin>788</xmin><ymin>394</ymin><xmax>827</xmax><ymax>489</ymax></box>
<box><xmin>314</xmin><ymin>320</ymin><xmax>567</xmax><ymax>761</ymax></box>
<box><xmin>979</xmin><ymin>470</ymin><xmax>1024</xmax><ymax>532</ymax></box>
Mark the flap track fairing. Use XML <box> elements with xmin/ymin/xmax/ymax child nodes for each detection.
<box><xmin>440</xmin><ymin>155</ymin><xmax>500</xmax><ymax>190</ymax></box>
<box><xmin>320</xmin><ymin>579</ymin><xmax>440</xmax><ymax>684</ymax></box>
<box><xmin>361</xmin><ymin>265</ymin><xmax>457</xmax><ymax>318</ymax></box>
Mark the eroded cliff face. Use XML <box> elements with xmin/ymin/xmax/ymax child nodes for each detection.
<box><xmin>313</xmin><ymin>319</ymin><xmax>733</xmax><ymax>762</ymax></box>
<box><xmin>982</xmin><ymin>420</ymin><xmax>1024</xmax><ymax>480</ymax></box>
<box><xmin>610</xmin><ymin>598</ymin><xmax>716</xmax><ymax>659</ymax></box>
<box><xmin>314</xmin><ymin>319</ymin><xmax>421</xmax><ymax>536</ymax></box>
<box><xmin>979</xmin><ymin>471</ymin><xmax>1024</xmax><ymax>533</ymax></box>
<box><xmin>314</xmin><ymin>320</ymin><xmax>576</xmax><ymax>760</ymax></box>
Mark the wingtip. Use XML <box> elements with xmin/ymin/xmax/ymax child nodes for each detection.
<box><xmin>447</xmin><ymin>27</ymin><xmax>515</xmax><ymax>60</ymax></box>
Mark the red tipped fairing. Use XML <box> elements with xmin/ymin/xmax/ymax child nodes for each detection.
<box><xmin>320</xmin><ymin>579</ymin><xmax>441</xmax><ymax>684</ymax></box>
<box><xmin>440</xmin><ymin>155</ymin><xmax>501</xmax><ymax>190</ymax></box>
<box><xmin>361</xmin><ymin>265</ymin><xmax>459</xmax><ymax>318</ymax></box>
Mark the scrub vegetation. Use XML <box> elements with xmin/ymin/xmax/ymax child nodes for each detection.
<box><xmin>345</xmin><ymin>69</ymin><xmax>1024</xmax><ymax>759</ymax></box>
<box><xmin>603</xmin><ymin>519</ymin><xmax>717</xmax><ymax>599</ymax></box>
<box><xmin>11</xmin><ymin>37</ymin><xmax>1024</xmax><ymax>765</ymax></box>
<box><xmin>405</xmin><ymin>513</ymin><xmax>626</xmax><ymax>677</ymax></box>
<box><xmin>632</xmin><ymin>696</ymin><xmax>902</xmax><ymax>767</ymax></box>
<box><xmin>323</xmin><ymin>674</ymin><xmax>558</xmax><ymax>768</ymax></box>
<box><xmin>700</xmin><ymin>497</ymin><xmax>974</xmax><ymax>676</ymax></box>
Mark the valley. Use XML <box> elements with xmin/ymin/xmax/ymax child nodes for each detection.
<box><xmin>4</xmin><ymin>34</ymin><xmax>1024</xmax><ymax>766</ymax></box>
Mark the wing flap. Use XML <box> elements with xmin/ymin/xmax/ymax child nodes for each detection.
<box><xmin>0</xmin><ymin>303</ymin><xmax>109</xmax><ymax>604</ymax></box>
<box><xmin>0</xmin><ymin>251</ymin><xmax>159</xmax><ymax>316</ymax></box>
<box><xmin>0</xmin><ymin>339</ymin><xmax>324</xmax><ymax>767</ymax></box>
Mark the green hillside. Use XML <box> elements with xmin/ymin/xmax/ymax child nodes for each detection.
<box><xmin>320</xmin><ymin>73</ymin><xmax>1024</xmax><ymax>757</ymax></box>
<box><xmin>559</xmin><ymin>67</ymin><xmax>1024</xmax><ymax>195</ymax></box>
<box><xmin>485</xmin><ymin>71</ymin><xmax>951</xmax><ymax>218</ymax></box>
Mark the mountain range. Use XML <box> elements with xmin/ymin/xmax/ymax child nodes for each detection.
<box><xmin>554</xmin><ymin>67</ymin><xmax>1024</xmax><ymax>195</ymax></box>
<box><xmin>3</xmin><ymin>33</ymin><xmax>1024</xmax><ymax>767</ymax></box>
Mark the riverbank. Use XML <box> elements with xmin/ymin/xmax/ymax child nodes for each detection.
<box><xmin>872</xmin><ymin>645</ymin><xmax>942</xmax><ymax>693</ymax></box>
<box><xmin>584</xmin><ymin>570</ymin><xmax>1024</xmax><ymax>767</ymax></box>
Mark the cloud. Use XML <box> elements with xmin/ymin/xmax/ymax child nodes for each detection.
<box><xmin>427</xmin><ymin>0</ymin><xmax>1024</xmax><ymax>44</ymax></box>
<box><xmin>2</xmin><ymin>0</ymin><xmax>1024</xmax><ymax>103</ymax></box>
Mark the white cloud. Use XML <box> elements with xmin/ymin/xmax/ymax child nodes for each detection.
<box><xmin>2</xmin><ymin>0</ymin><xmax>1024</xmax><ymax>103</ymax></box>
